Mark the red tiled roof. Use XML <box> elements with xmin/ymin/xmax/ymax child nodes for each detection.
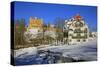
<box><xmin>74</xmin><ymin>14</ymin><xmax>82</xmax><ymax>20</ymax></box>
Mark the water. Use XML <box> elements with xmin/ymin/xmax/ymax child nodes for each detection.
<box><xmin>15</xmin><ymin>50</ymin><xmax>63</xmax><ymax>65</ymax></box>
<box><xmin>14</xmin><ymin>41</ymin><xmax>97</xmax><ymax>66</ymax></box>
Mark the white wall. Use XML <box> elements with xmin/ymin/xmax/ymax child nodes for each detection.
<box><xmin>0</xmin><ymin>0</ymin><xmax>100</xmax><ymax>67</ymax></box>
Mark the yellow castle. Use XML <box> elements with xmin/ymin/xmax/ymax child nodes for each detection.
<box><xmin>27</xmin><ymin>17</ymin><xmax>43</xmax><ymax>31</ymax></box>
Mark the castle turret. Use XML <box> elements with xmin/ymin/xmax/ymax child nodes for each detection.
<box><xmin>28</xmin><ymin>17</ymin><xmax>43</xmax><ymax>30</ymax></box>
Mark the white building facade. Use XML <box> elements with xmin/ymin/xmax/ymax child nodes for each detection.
<box><xmin>63</xmin><ymin>14</ymin><xmax>89</xmax><ymax>44</ymax></box>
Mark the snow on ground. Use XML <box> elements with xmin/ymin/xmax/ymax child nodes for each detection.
<box><xmin>14</xmin><ymin>38</ymin><xmax>97</xmax><ymax>65</ymax></box>
<box><xmin>14</xmin><ymin>47</ymin><xmax>37</xmax><ymax>58</ymax></box>
<box><xmin>38</xmin><ymin>38</ymin><xmax>97</xmax><ymax>61</ymax></box>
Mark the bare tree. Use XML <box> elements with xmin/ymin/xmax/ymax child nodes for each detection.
<box><xmin>55</xmin><ymin>17</ymin><xmax>65</xmax><ymax>45</ymax></box>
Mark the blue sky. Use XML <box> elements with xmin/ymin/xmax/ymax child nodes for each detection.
<box><xmin>13</xmin><ymin>1</ymin><xmax>97</xmax><ymax>31</ymax></box>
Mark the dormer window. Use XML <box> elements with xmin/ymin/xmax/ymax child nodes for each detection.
<box><xmin>75</xmin><ymin>21</ymin><xmax>83</xmax><ymax>27</ymax></box>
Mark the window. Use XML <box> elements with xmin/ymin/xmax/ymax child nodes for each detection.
<box><xmin>83</xmin><ymin>39</ymin><xmax>86</xmax><ymax>42</ymax></box>
<box><xmin>74</xmin><ymin>29</ymin><xmax>82</xmax><ymax>33</ymax></box>
<box><xmin>69</xmin><ymin>34</ymin><xmax>72</xmax><ymax>36</ymax></box>
<box><xmin>75</xmin><ymin>21</ymin><xmax>83</xmax><ymax>27</ymax></box>
<box><xmin>84</xmin><ymin>28</ymin><xmax>87</xmax><ymax>33</ymax></box>
<box><xmin>38</xmin><ymin>30</ymin><xmax>40</xmax><ymax>32</ymax></box>
<box><xmin>77</xmin><ymin>39</ymin><xmax>80</xmax><ymax>42</ymax></box>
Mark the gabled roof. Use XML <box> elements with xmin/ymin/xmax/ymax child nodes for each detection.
<box><xmin>74</xmin><ymin>14</ymin><xmax>82</xmax><ymax>20</ymax></box>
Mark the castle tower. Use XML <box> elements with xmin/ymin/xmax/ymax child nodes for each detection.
<box><xmin>27</xmin><ymin>17</ymin><xmax>43</xmax><ymax>31</ymax></box>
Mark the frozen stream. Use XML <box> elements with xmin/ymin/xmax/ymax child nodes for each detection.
<box><xmin>14</xmin><ymin>39</ymin><xmax>97</xmax><ymax>65</ymax></box>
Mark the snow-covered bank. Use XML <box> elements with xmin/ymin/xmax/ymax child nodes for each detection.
<box><xmin>14</xmin><ymin>47</ymin><xmax>37</xmax><ymax>58</ymax></box>
<box><xmin>38</xmin><ymin>39</ymin><xmax>97</xmax><ymax>61</ymax></box>
<box><xmin>14</xmin><ymin>38</ymin><xmax>97</xmax><ymax>65</ymax></box>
